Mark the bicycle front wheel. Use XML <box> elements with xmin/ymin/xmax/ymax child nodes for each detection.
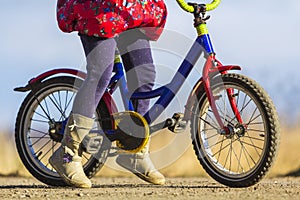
<box><xmin>191</xmin><ymin>73</ymin><xmax>280</xmax><ymax>187</ymax></box>
<box><xmin>15</xmin><ymin>76</ymin><xmax>112</xmax><ymax>186</ymax></box>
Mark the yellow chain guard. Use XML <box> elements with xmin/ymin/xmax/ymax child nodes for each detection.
<box><xmin>113</xmin><ymin>111</ymin><xmax>149</xmax><ymax>153</ymax></box>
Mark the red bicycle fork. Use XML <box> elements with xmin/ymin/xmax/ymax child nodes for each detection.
<box><xmin>202</xmin><ymin>55</ymin><xmax>243</xmax><ymax>135</ymax></box>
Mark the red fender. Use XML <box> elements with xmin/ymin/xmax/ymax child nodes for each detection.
<box><xmin>28</xmin><ymin>68</ymin><xmax>87</xmax><ymax>83</ymax></box>
<box><xmin>15</xmin><ymin>68</ymin><xmax>118</xmax><ymax>115</ymax></box>
<box><xmin>183</xmin><ymin>65</ymin><xmax>241</xmax><ymax>121</ymax></box>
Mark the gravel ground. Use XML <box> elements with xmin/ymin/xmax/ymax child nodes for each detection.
<box><xmin>0</xmin><ymin>176</ymin><xmax>299</xmax><ymax>200</ymax></box>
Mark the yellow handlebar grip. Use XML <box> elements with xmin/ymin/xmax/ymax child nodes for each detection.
<box><xmin>176</xmin><ymin>0</ymin><xmax>221</xmax><ymax>12</ymax></box>
<box><xmin>206</xmin><ymin>0</ymin><xmax>221</xmax><ymax>11</ymax></box>
<box><xmin>176</xmin><ymin>0</ymin><xmax>194</xmax><ymax>13</ymax></box>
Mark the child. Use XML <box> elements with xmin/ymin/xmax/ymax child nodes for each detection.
<box><xmin>49</xmin><ymin>0</ymin><xmax>167</xmax><ymax>188</ymax></box>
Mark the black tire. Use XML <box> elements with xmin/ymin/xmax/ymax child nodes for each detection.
<box><xmin>15</xmin><ymin>76</ymin><xmax>112</xmax><ymax>186</ymax></box>
<box><xmin>191</xmin><ymin>73</ymin><xmax>280</xmax><ymax>187</ymax></box>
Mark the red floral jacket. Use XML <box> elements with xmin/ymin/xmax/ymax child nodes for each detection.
<box><xmin>57</xmin><ymin>0</ymin><xmax>167</xmax><ymax>40</ymax></box>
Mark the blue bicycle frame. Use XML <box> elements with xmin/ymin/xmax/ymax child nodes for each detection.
<box><xmin>108</xmin><ymin>34</ymin><xmax>214</xmax><ymax>126</ymax></box>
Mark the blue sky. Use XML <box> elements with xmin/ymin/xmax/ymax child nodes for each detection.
<box><xmin>1</xmin><ymin>0</ymin><xmax>300</xmax><ymax>130</ymax></box>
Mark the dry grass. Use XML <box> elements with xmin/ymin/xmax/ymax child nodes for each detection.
<box><xmin>0</xmin><ymin>123</ymin><xmax>299</xmax><ymax>178</ymax></box>
<box><xmin>0</xmin><ymin>132</ymin><xmax>30</xmax><ymax>177</ymax></box>
<box><xmin>268</xmin><ymin>124</ymin><xmax>300</xmax><ymax>177</ymax></box>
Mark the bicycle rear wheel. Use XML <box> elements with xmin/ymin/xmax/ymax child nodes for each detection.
<box><xmin>15</xmin><ymin>76</ymin><xmax>112</xmax><ymax>186</ymax></box>
<box><xmin>191</xmin><ymin>73</ymin><xmax>280</xmax><ymax>187</ymax></box>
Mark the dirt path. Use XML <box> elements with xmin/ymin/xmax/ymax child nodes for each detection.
<box><xmin>0</xmin><ymin>176</ymin><xmax>299</xmax><ymax>200</ymax></box>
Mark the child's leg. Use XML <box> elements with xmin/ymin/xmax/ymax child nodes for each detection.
<box><xmin>49</xmin><ymin>35</ymin><xmax>116</xmax><ymax>188</ymax></box>
<box><xmin>117</xmin><ymin>31</ymin><xmax>155</xmax><ymax>116</ymax></box>
<box><xmin>72</xmin><ymin>35</ymin><xmax>116</xmax><ymax>117</ymax></box>
<box><xmin>116</xmin><ymin>30</ymin><xmax>165</xmax><ymax>185</ymax></box>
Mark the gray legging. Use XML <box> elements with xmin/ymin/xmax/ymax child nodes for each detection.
<box><xmin>72</xmin><ymin>30</ymin><xmax>156</xmax><ymax>118</ymax></box>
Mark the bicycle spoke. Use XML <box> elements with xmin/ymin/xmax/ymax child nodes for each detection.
<box><xmin>246</xmin><ymin>128</ymin><xmax>265</xmax><ymax>133</ymax></box>
<box><xmin>239</xmin><ymin>92</ymin><xmax>248</xmax><ymax>117</ymax></box>
<box><xmin>29</xmin><ymin>136</ymin><xmax>51</xmax><ymax>139</ymax></box>
<box><xmin>205</xmin><ymin>109</ymin><xmax>220</xmax><ymax>129</ymax></box>
<box><xmin>39</xmin><ymin>141</ymin><xmax>58</xmax><ymax>161</ymax></box>
<box><xmin>198</xmin><ymin>115</ymin><xmax>219</xmax><ymax>131</ymax></box>
<box><xmin>31</xmin><ymin>118</ymin><xmax>49</xmax><ymax>123</ymax></box>
<box><xmin>201</xmin><ymin>127</ymin><xmax>217</xmax><ymax>133</ymax></box>
<box><xmin>211</xmin><ymin>137</ymin><xmax>239</xmax><ymax>157</ymax></box>
<box><xmin>206</xmin><ymin>137</ymin><xmax>228</xmax><ymax>150</ymax></box>
<box><xmin>215</xmin><ymin>100</ymin><xmax>236</xmax><ymax>126</ymax></box>
<box><xmin>246</xmin><ymin>106</ymin><xmax>258</xmax><ymax>124</ymax></box>
<box><xmin>33</xmin><ymin>139</ymin><xmax>52</xmax><ymax>157</ymax></box>
<box><xmin>33</xmin><ymin>110</ymin><xmax>50</xmax><ymax>121</ymax></box>
<box><xmin>222</xmin><ymin>140</ymin><xmax>232</xmax><ymax>170</ymax></box>
<box><xmin>48</xmin><ymin>94</ymin><xmax>66</xmax><ymax>118</ymax></box>
<box><xmin>239</xmin><ymin>140</ymin><xmax>263</xmax><ymax>153</ymax></box>
<box><xmin>240</xmin><ymin>98</ymin><xmax>253</xmax><ymax>115</ymax></box>
<box><xmin>64</xmin><ymin>91</ymin><xmax>75</xmax><ymax>116</ymax></box>
<box><xmin>33</xmin><ymin>94</ymin><xmax>53</xmax><ymax>121</ymax></box>
<box><xmin>247</xmin><ymin>113</ymin><xmax>262</xmax><ymax>126</ymax></box>
<box><xmin>50</xmin><ymin>92</ymin><xmax>62</xmax><ymax>110</ymax></box>
<box><xmin>205</xmin><ymin>132</ymin><xmax>220</xmax><ymax>140</ymax></box>
<box><xmin>217</xmin><ymin>135</ymin><xmax>225</xmax><ymax>161</ymax></box>
<box><xmin>46</xmin><ymin>140</ymin><xmax>59</xmax><ymax>171</ymax></box>
<box><xmin>230</xmin><ymin>136</ymin><xmax>245</xmax><ymax>173</ymax></box>
<box><xmin>29</xmin><ymin>133</ymin><xmax>49</xmax><ymax>147</ymax></box>
<box><xmin>237</xmin><ymin>137</ymin><xmax>252</xmax><ymax>170</ymax></box>
<box><xmin>64</xmin><ymin>90</ymin><xmax>69</xmax><ymax>112</ymax></box>
<box><xmin>42</xmin><ymin>97</ymin><xmax>51</xmax><ymax>120</ymax></box>
<box><xmin>237</xmin><ymin>138</ymin><xmax>244</xmax><ymax>173</ymax></box>
<box><xmin>247</xmin><ymin>121</ymin><xmax>264</xmax><ymax>126</ymax></box>
<box><xmin>236</xmin><ymin>90</ymin><xmax>240</xmax><ymax>111</ymax></box>
<box><xmin>50</xmin><ymin>92</ymin><xmax>65</xmax><ymax>117</ymax></box>
<box><xmin>56</xmin><ymin>90</ymin><xmax>74</xmax><ymax>119</ymax></box>
<box><xmin>229</xmin><ymin>139</ymin><xmax>233</xmax><ymax>172</ymax></box>
<box><xmin>58</xmin><ymin>91</ymin><xmax>63</xmax><ymax>118</ymax></box>
<box><xmin>246</xmin><ymin>130</ymin><xmax>264</xmax><ymax>156</ymax></box>
<box><xmin>29</xmin><ymin>128</ymin><xmax>48</xmax><ymax>136</ymax></box>
<box><xmin>238</xmin><ymin>137</ymin><xmax>257</xmax><ymax>165</ymax></box>
<box><xmin>242</xmin><ymin>135</ymin><xmax>265</xmax><ymax>142</ymax></box>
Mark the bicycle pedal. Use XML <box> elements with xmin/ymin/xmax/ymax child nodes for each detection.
<box><xmin>168</xmin><ymin>113</ymin><xmax>187</xmax><ymax>133</ymax></box>
<box><xmin>81</xmin><ymin>133</ymin><xmax>103</xmax><ymax>154</ymax></box>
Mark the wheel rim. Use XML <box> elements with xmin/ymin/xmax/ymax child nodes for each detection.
<box><xmin>196</xmin><ymin>82</ymin><xmax>269</xmax><ymax>178</ymax></box>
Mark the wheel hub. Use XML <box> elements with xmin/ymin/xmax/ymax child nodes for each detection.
<box><xmin>234</xmin><ymin>124</ymin><xmax>246</xmax><ymax>137</ymax></box>
<box><xmin>48</xmin><ymin>120</ymin><xmax>65</xmax><ymax>142</ymax></box>
<box><xmin>221</xmin><ymin>124</ymin><xmax>246</xmax><ymax>139</ymax></box>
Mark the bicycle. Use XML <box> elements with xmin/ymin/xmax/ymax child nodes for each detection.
<box><xmin>14</xmin><ymin>0</ymin><xmax>280</xmax><ymax>188</ymax></box>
